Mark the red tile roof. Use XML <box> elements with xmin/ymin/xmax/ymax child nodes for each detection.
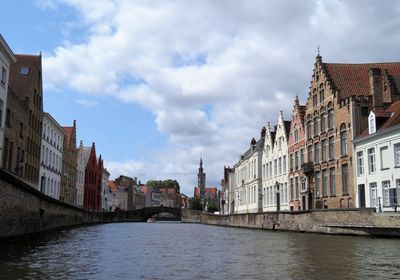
<box><xmin>324</xmin><ymin>62</ymin><xmax>400</xmax><ymax>99</ymax></box>
<box><xmin>108</xmin><ymin>180</ymin><xmax>118</xmax><ymax>192</ymax></box>
<box><xmin>63</xmin><ymin>127</ymin><xmax>73</xmax><ymax>147</ymax></box>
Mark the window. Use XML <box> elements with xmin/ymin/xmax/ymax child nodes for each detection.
<box><xmin>361</xmin><ymin>107</ymin><xmax>369</xmax><ymax>117</ymax></box>
<box><xmin>295</xmin><ymin>176</ymin><xmax>299</xmax><ymax>199</ymax></box>
<box><xmin>0</xmin><ymin>99</ymin><xmax>3</xmax><ymax>127</ymax></box>
<box><xmin>294</xmin><ymin>129</ymin><xmax>299</xmax><ymax>143</ymax></box>
<box><xmin>340</xmin><ymin>125</ymin><xmax>347</xmax><ymax>156</ymax></box>
<box><xmin>319</xmin><ymin>84</ymin><xmax>324</xmax><ymax>102</ymax></box>
<box><xmin>289</xmin><ymin>154</ymin><xmax>294</xmax><ymax>172</ymax></box>
<box><xmin>383</xmin><ymin>181</ymin><xmax>397</xmax><ymax>206</ymax></box>
<box><xmin>19</xmin><ymin>122</ymin><xmax>24</xmax><ymax>138</ymax></box>
<box><xmin>314</xmin><ymin>115</ymin><xmax>319</xmax><ymax>136</ymax></box>
<box><xmin>370</xmin><ymin>183</ymin><xmax>377</xmax><ymax>207</ymax></box>
<box><xmin>307</xmin><ymin>145</ymin><xmax>313</xmax><ymax>164</ymax></box>
<box><xmin>6</xmin><ymin>109</ymin><xmax>11</xmax><ymax>127</ymax></box>
<box><xmin>290</xmin><ymin>178</ymin><xmax>294</xmax><ymax>200</ymax></box>
<box><xmin>320</xmin><ymin>112</ymin><xmax>326</xmax><ymax>132</ymax></box>
<box><xmin>1</xmin><ymin>67</ymin><xmax>6</xmax><ymax>85</ymax></box>
<box><xmin>394</xmin><ymin>143</ymin><xmax>400</xmax><ymax>167</ymax></box>
<box><xmin>329</xmin><ymin>168</ymin><xmax>335</xmax><ymax>195</ymax></box>
<box><xmin>357</xmin><ymin>151</ymin><xmax>364</xmax><ymax>176</ymax></box>
<box><xmin>368</xmin><ymin>148</ymin><xmax>376</xmax><ymax>174</ymax></box>
<box><xmin>300</xmin><ymin>148</ymin><xmax>304</xmax><ymax>165</ymax></box>
<box><xmin>328</xmin><ymin>107</ymin><xmax>334</xmax><ymax>130</ymax></box>
<box><xmin>329</xmin><ymin>136</ymin><xmax>334</xmax><ymax>160</ymax></box>
<box><xmin>322</xmin><ymin>169</ymin><xmax>328</xmax><ymax>196</ymax></box>
<box><xmin>20</xmin><ymin>67</ymin><xmax>30</xmax><ymax>75</ymax></box>
<box><xmin>380</xmin><ymin>146</ymin><xmax>389</xmax><ymax>169</ymax></box>
<box><xmin>369</xmin><ymin>113</ymin><xmax>376</xmax><ymax>134</ymax></box>
<box><xmin>274</xmin><ymin>159</ymin><xmax>277</xmax><ymax>176</ymax></box>
<box><xmin>321</xmin><ymin>139</ymin><xmax>327</xmax><ymax>162</ymax></box>
<box><xmin>283</xmin><ymin>155</ymin><xmax>287</xmax><ymax>173</ymax></box>
<box><xmin>315</xmin><ymin>171</ymin><xmax>321</xmax><ymax>198</ymax></box>
<box><xmin>342</xmin><ymin>164</ymin><xmax>349</xmax><ymax>194</ymax></box>
<box><xmin>314</xmin><ymin>143</ymin><xmax>320</xmax><ymax>164</ymax></box>
<box><xmin>279</xmin><ymin>157</ymin><xmax>282</xmax><ymax>174</ymax></box>
<box><xmin>295</xmin><ymin>151</ymin><xmax>299</xmax><ymax>170</ymax></box>
<box><xmin>307</xmin><ymin>118</ymin><xmax>312</xmax><ymax>139</ymax></box>
<box><xmin>313</xmin><ymin>92</ymin><xmax>318</xmax><ymax>106</ymax></box>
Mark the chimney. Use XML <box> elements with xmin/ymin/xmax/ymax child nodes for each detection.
<box><xmin>369</xmin><ymin>68</ymin><xmax>383</xmax><ymax>109</ymax></box>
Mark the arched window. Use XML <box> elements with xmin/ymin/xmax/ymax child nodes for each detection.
<box><xmin>313</xmin><ymin>112</ymin><xmax>319</xmax><ymax>136</ymax></box>
<box><xmin>306</xmin><ymin>115</ymin><xmax>312</xmax><ymax>139</ymax></box>
<box><xmin>319</xmin><ymin>83</ymin><xmax>325</xmax><ymax>102</ymax></box>
<box><xmin>340</xmin><ymin>124</ymin><xmax>347</xmax><ymax>156</ymax></box>
<box><xmin>327</xmin><ymin>102</ymin><xmax>334</xmax><ymax>130</ymax></box>
<box><xmin>320</xmin><ymin>107</ymin><xmax>326</xmax><ymax>132</ymax></box>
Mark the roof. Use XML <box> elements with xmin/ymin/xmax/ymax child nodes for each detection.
<box><xmin>0</xmin><ymin>34</ymin><xmax>17</xmax><ymax>64</ymax></box>
<box><xmin>323</xmin><ymin>62</ymin><xmax>400</xmax><ymax>99</ymax></box>
<box><xmin>358</xmin><ymin>100</ymin><xmax>400</xmax><ymax>138</ymax></box>
<box><xmin>9</xmin><ymin>54</ymin><xmax>41</xmax><ymax>100</ymax></box>
<box><xmin>107</xmin><ymin>180</ymin><xmax>118</xmax><ymax>192</ymax></box>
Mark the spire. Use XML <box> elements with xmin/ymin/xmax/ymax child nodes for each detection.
<box><xmin>295</xmin><ymin>95</ymin><xmax>299</xmax><ymax>105</ymax></box>
<box><xmin>316</xmin><ymin>44</ymin><xmax>322</xmax><ymax>63</ymax></box>
<box><xmin>200</xmin><ymin>157</ymin><xmax>203</xmax><ymax>169</ymax></box>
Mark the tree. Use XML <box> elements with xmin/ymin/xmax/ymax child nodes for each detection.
<box><xmin>146</xmin><ymin>179</ymin><xmax>180</xmax><ymax>192</ymax></box>
<box><xmin>207</xmin><ymin>202</ymin><xmax>218</xmax><ymax>213</ymax></box>
<box><xmin>189</xmin><ymin>197</ymin><xmax>203</xmax><ymax>211</ymax></box>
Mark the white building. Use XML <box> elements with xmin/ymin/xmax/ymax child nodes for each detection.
<box><xmin>354</xmin><ymin>101</ymin><xmax>400</xmax><ymax>212</ymax></box>
<box><xmin>109</xmin><ymin>181</ymin><xmax>128</xmax><ymax>211</ymax></box>
<box><xmin>262</xmin><ymin>112</ymin><xmax>291</xmax><ymax>212</ymax></box>
<box><xmin>232</xmin><ymin>129</ymin><xmax>264</xmax><ymax>214</ymax></box>
<box><xmin>101</xmin><ymin>168</ymin><xmax>111</xmax><ymax>211</ymax></box>
<box><xmin>39</xmin><ymin>113</ymin><xmax>65</xmax><ymax>199</ymax></box>
<box><xmin>0</xmin><ymin>34</ymin><xmax>16</xmax><ymax>166</ymax></box>
<box><xmin>76</xmin><ymin>141</ymin><xmax>87</xmax><ymax>207</ymax></box>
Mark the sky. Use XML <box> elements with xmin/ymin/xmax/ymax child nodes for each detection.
<box><xmin>1</xmin><ymin>0</ymin><xmax>400</xmax><ymax>195</ymax></box>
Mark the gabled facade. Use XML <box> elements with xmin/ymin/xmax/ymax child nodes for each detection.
<box><xmin>288</xmin><ymin>96</ymin><xmax>307</xmax><ymax>211</ymax></box>
<box><xmin>8</xmin><ymin>54</ymin><xmax>43</xmax><ymax>188</ymax></box>
<box><xmin>354</xmin><ymin>101</ymin><xmax>400</xmax><ymax>212</ymax></box>
<box><xmin>233</xmin><ymin>130</ymin><xmax>264</xmax><ymax>214</ymax></box>
<box><xmin>39</xmin><ymin>113</ymin><xmax>65</xmax><ymax>199</ymax></box>
<box><xmin>262</xmin><ymin>112</ymin><xmax>290</xmax><ymax>211</ymax></box>
<box><xmin>76</xmin><ymin>141</ymin><xmax>87</xmax><ymax>207</ymax></box>
<box><xmin>83</xmin><ymin>142</ymin><xmax>103</xmax><ymax>211</ymax></box>
<box><xmin>0</xmin><ymin>35</ymin><xmax>17</xmax><ymax>167</ymax></box>
<box><xmin>305</xmin><ymin>54</ymin><xmax>400</xmax><ymax>209</ymax></box>
<box><xmin>61</xmin><ymin>121</ymin><xmax>77</xmax><ymax>205</ymax></box>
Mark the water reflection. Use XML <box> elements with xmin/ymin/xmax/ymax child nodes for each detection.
<box><xmin>0</xmin><ymin>223</ymin><xmax>400</xmax><ymax>280</ymax></box>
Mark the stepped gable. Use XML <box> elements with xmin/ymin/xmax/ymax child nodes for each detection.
<box><xmin>323</xmin><ymin>62</ymin><xmax>400</xmax><ymax>99</ymax></box>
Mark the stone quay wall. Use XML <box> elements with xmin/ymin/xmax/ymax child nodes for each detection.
<box><xmin>0</xmin><ymin>169</ymin><xmax>99</xmax><ymax>241</ymax></box>
<box><xmin>182</xmin><ymin>208</ymin><xmax>400</xmax><ymax>237</ymax></box>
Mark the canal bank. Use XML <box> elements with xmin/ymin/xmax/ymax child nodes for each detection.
<box><xmin>181</xmin><ymin>209</ymin><xmax>400</xmax><ymax>237</ymax></box>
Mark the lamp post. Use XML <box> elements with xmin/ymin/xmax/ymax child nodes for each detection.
<box><xmin>275</xmin><ymin>181</ymin><xmax>280</xmax><ymax>212</ymax></box>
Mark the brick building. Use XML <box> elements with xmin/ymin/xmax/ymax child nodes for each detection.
<box><xmin>83</xmin><ymin>142</ymin><xmax>103</xmax><ymax>211</ymax></box>
<box><xmin>61</xmin><ymin>121</ymin><xmax>77</xmax><ymax>205</ymax></box>
<box><xmin>305</xmin><ymin>54</ymin><xmax>400</xmax><ymax>209</ymax></box>
<box><xmin>8</xmin><ymin>54</ymin><xmax>44</xmax><ymax>188</ymax></box>
<box><xmin>288</xmin><ymin>96</ymin><xmax>307</xmax><ymax>211</ymax></box>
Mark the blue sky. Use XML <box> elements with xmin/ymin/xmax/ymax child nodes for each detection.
<box><xmin>2</xmin><ymin>1</ymin><xmax>400</xmax><ymax>195</ymax></box>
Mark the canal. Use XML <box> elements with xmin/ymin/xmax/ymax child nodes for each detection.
<box><xmin>1</xmin><ymin>223</ymin><xmax>400</xmax><ymax>280</ymax></box>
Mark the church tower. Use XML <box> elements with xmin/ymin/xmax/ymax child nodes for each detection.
<box><xmin>198</xmin><ymin>157</ymin><xmax>206</xmax><ymax>200</ymax></box>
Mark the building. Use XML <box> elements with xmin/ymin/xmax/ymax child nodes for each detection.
<box><xmin>220</xmin><ymin>166</ymin><xmax>233</xmax><ymax>214</ymax></box>
<box><xmin>193</xmin><ymin>158</ymin><xmax>219</xmax><ymax>209</ymax></box>
<box><xmin>0</xmin><ymin>35</ymin><xmax>17</xmax><ymax>167</ymax></box>
<box><xmin>108</xmin><ymin>180</ymin><xmax>128</xmax><ymax>211</ymax></box>
<box><xmin>101</xmin><ymin>168</ymin><xmax>110</xmax><ymax>211</ymax></box>
<box><xmin>76</xmin><ymin>141</ymin><xmax>86</xmax><ymax>207</ymax></box>
<box><xmin>288</xmin><ymin>96</ymin><xmax>307</xmax><ymax>211</ymax></box>
<box><xmin>140</xmin><ymin>185</ymin><xmax>162</xmax><ymax>207</ymax></box>
<box><xmin>232</xmin><ymin>130</ymin><xmax>264</xmax><ymax>214</ymax></box>
<box><xmin>181</xmin><ymin>193</ymin><xmax>189</xmax><ymax>209</ymax></box>
<box><xmin>354</xmin><ymin>101</ymin><xmax>400</xmax><ymax>212</ymax></box>
<box><xmin>115</xmin><ymin>175</ymin><xmax>137</xmax><ymax>210</ymax></box>
<box><xmin>39</xmin><ymin>113</ymin><xmax>65</xmax><ymax>199</ymax></box>
<box><xmin>8</xmin><ymin>54</ymin><xmax>44</xmax><ymax>188</ymax></box>
<box><xmin>61</xmin><ymin>121</ymin><xmax>77</xmax><ymax>205</ymax></box>
<box><xmin>262</xmin><ymin>112</ymin><xmax>291</xmax><ymax>212</ymax></box>
<box><xmin>83</xmin><ymin>142</ymin><xmax>103</xmax><ymax>211</ymax></box>
<box><xmin>305</xmin><ymin>54</ymin><xmax>400</xmax><ymax>209</ymax></box>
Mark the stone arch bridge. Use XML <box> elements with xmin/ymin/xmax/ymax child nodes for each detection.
<box><xmin>100</xmin><ymin>206</ymin><xmax>182</xmax><ymax>223</ymax></box>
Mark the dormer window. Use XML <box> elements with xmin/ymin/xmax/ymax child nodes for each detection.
<box><xmin>20</xmin><ymin>67</ymin><xmax>30</xmax><ymax>75</ymax></box>
<box><xmin>368</xmin><ymin>112</ymin><xmax>376</xmax><ymax>134</ymax></box>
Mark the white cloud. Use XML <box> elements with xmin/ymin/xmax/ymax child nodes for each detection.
<box><xmin>76</xmin><ymin>99</ymin><xmax>98</xmax><ymax>107</ymax></box>
<box><xmin>41</xmin><ymin>0</ymin><xmax>400</xmax><ymax>195</ymax></box>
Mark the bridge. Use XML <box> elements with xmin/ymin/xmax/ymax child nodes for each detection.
<box><xmin>100</xmin><ymin>206</ymin><xmax>182</xmax><ymax>223</ymax></box>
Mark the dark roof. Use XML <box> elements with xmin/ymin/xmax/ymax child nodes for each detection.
<box><xmin>323</xmin><ymin>62</ymin><xmax>400</xmax><ymax>99</ymax></box>
<box><xmin>9</xmin><ymin>54</ymin><xmax>41</xmax><ymax>100</ymax></box>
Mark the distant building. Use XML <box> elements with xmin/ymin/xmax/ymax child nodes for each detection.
<box><xmin>220</xmin><ymin>166</ymin><xmax>233</xmax><ymax>214</ymax></box>
<box><xmin>82</xmin><ymin>142</ymin><xmax>103</xmax><ymax>211</ymax></box>
<box><xmin>39</xmin><ymin>113</ymin><xmax>65</xmax><ymax>199</ymax></box>
<box><xmin>101</xmin><ymin>168</ymin><xmax>110</xmax><ymax>211</ymax></box>
<box><xmin>61</xmin><ymin>121</ymin><xmax>77</xmax><ymax>205</ymax></box>
<box><xmin>0</xmin><ymin>34</ymin><xmax>16</xmax><ymax>168</ymax></box>
<box><xmin>140</xmin><ymin>185</ymin><xmax>161</xmax><ymax>207</ymax></box>
<box><xmin>193</xmin><ymin>158</ymin><xmax>219</xmax><ymax>210</ymax></box>
<box><xmin>354</xmin><ymin>101</ymin><xmax>400</xmax><ymax>212</ymax></box>
<box><xmin>76</xmin><ymin>141</ymin><xmax>86</xmax><ymax>207</ymax></box>
<box><xmin>108</xmin><ymin>180</ymin><xmax>127</xmax><ymax>211</ymax></box>
<box><xmin>181</xmin><ymin>193</ymin><xmax>189</xmax><ymax>209</ymax></box>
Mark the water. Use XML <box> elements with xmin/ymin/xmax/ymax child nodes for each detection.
<box><xmin>1</xmin><ymin>223</ymin><xmax>400</xmax><ymax>280</ymax></box>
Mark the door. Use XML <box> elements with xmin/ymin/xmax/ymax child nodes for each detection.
<box><xmin>358</xmin><ymin>184</ymin><xmax>365</xmax><ymax>208</ymax></box>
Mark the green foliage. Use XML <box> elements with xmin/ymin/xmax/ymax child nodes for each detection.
<box><xmin>207</xmin><ymin>202</ymin><xmax>218</xmax><ymax>213</ymax></box>
<box><xmin>146</xmin><ymin>179</ymin><xmax>180</xmax><ymax>192</ymax></box>
<box><xmin>189</xmin><ymin>197</ymin><xmax>203</xmax><ymax>211</ymax></box>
